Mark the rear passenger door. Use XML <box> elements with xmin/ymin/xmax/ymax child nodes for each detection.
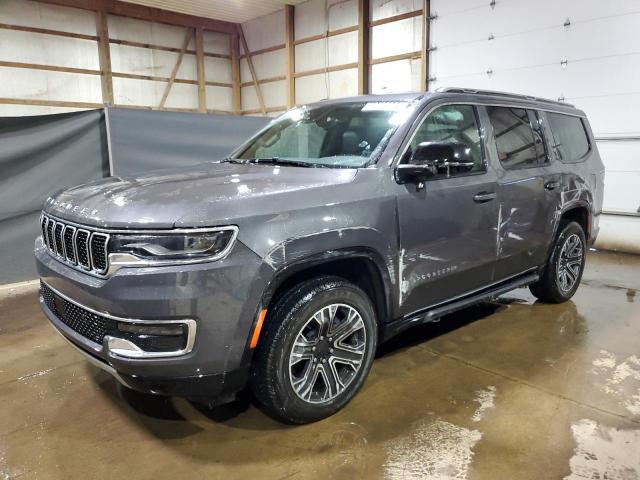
<box><xmin>485</xmin><ymin>106</ymin><xmax>560</xmax><ymax>281</ymax></box>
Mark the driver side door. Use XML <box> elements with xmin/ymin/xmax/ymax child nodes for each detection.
<box><xmin>395</xmin><ymin>104</ymin><xmax>499</xmax><ymax>316</ymax></box>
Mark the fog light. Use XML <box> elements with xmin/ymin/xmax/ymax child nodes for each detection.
<box><xmin>106</xmin><ymin>320</ymin><xmax>196</xmax><ymax>358</ymax></box>
<box><xmin>117</xmin><ymin>323</ymin><xmax>184</xmax><ymax>336</ymax></box>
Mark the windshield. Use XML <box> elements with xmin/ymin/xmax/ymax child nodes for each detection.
<box><xmin>233</xmin><ymin>101</ymin><xmax>413</xmax><ymax>168</ymax></box>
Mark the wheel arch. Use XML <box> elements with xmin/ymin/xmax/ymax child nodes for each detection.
<box><xmin>260</xmin><ymin>248</ymin><xmax>394</xmax><ymax>340</ymax></box>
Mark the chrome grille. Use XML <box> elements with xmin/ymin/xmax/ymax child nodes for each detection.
<box><xmin>40</xmin><ymin>214</ymin><xmax>110</xmax><ymax>276</ymax></box>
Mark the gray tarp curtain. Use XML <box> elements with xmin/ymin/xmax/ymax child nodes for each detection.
<box><xmin>0</xmin><ymin>108</ymin><xmax>269</xmax><ymax>284</ymax></box>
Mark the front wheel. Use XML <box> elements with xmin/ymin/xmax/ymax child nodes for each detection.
<box><xmin>530</xmin><ymin>220</ymin><xmax>586</xmax><ymax>303</ymax></box>
<box><xmin>250</xmin><ymin>276</ymin><xmax>377</xmax><ymax>424</ymax></box>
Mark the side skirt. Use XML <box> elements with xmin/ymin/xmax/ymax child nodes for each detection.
<box><xmin>381</xmin><ymin>272</ymin><xmax>539</xmax><ymax>342</ymax></box>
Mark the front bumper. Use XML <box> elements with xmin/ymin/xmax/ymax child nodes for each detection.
<box><xmin>35</xmin><ymin>236</ymin><xmax>267</xmax><ymax>398</ymax></box>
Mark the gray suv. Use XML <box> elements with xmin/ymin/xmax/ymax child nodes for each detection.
<box><xmin>36</xmin><ymin>88</ymin><xmax>604</xmax><ymax>423</ymax></box>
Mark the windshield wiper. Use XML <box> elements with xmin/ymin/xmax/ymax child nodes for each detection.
<box><xmin>246</xmin><ymin>157</ymin><xmax>326</xmax><ymax>168</ymax></box>
<box><xmin>219</xmin><ymin>157</ymin><xmax>247</xmax><ymax>164</ymax></box>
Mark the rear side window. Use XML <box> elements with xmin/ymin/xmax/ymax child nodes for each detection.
<box><xmin>486</xmin><ymin>106</ymin><xmax>541</xmax><ymax>169</ymax></box>
<box><xmin>546</xmin><ymin>113</ymin><xmax>590</xmax><ymax>163</ymax></box>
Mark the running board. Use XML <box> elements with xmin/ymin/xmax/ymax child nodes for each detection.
<box><xmin>382</xmin><ymin>272</ymin><xmax>539</xmax><ymax>341</ymax></box>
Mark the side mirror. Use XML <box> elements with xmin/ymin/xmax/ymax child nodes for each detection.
<box><xmin>395</xmin><ymin>142</ymin><xmax>475</xmax><ymax>185</ymax></box>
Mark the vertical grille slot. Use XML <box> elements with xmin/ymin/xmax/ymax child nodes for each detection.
<box><xmin>90</xmin><ymin>233</ymin><xmax>108</xmax><ymax>273</ymax></box>
<box><xmin>41</xmin><ymin>216</ymin><xmax>48</xmax><ymax>246</ymax></box>
<box><xmin>46</xmin><ymin>219</ymin><xmax>55</xmax><ymax>251</ymax></box>
<box><xmin>39</xmin><ymin>214</ymin><xmax>110</xmax><ymax>276</ymax></box>
<box><xmin>54</xmin><ymin>223</ymin><xmax>64</xmax><ymax>256</ymax></box>
<box><xmin>63</xmin><ymin>226</ymin><xmax>77</xmax><ymax>264</ymax></box>
<box><xmin>76</xmin><ymin>230</ymin><xmax>91</xmax><ymax>269</ymax></box>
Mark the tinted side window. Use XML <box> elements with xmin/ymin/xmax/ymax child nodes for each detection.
<box><xmin>546</xmin><ymin>113</ymin><xmax>590</xmax><ymax>163</ymax></box>
<box><xmin>487</xmin><ymin>106</ymin><xmax>539</xmax><ymax>169</ymax></box>
<box><xmin>404</xmin><ymin>104</ymin><xmax>485</xmax><ymax>177</ymax></box>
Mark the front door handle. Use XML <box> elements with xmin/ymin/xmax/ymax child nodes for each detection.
<box><xmin>545</xmin><ymin>181</ymin><xmax>561</xmax><ymax>190</ymax></box>
<box><xmin>473</xmin><ymin>191</ymin><xmax>497</xmax><ymax>203</ymax></box>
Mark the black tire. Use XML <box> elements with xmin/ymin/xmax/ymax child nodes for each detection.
<box><xmin>250</xmin><ymin>276</ymin><xmax>377</xmax><ymax>424</ymax></box>
<box><xmin>529</xmin><ymin>220</ymin><xmax>586</xmax><ymax>303</ymax></box>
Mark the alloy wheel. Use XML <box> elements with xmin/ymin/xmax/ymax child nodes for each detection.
<box><xmin>288</xmin><ymin>303</ymin><xmax>367</xmax><ymax>404</ymax></box>
<box><xmin>556</xmin><ymin>233</ymin><xmax>583</xmax><ymax>292</ymax></box>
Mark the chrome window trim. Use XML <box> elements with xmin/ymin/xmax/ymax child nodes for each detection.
<box><xmin>41</xmin><ymin>280</ymin><xmax>197</xmax><ymax>359</ymax></box>
<box><xmin>393</xmin><ymin>99</ymin><xmax>587</xmax><ymax>168</ymax></box>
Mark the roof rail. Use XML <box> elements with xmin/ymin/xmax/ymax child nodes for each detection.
<box><xmin>436</xmin><ymin>87</ymin><xmax>575</xmax><ymax>108</ymax></box>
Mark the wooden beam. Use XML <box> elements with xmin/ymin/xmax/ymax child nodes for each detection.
<box><xmin>230</xmin><ymin>34</ymin><xmax>241</xmax><ymax>114</ymax></box>
<box><xmin>195</xmin><ymin>27</ymin><xmax>206</xmax><ymax>112</ymax></box>
<box><xmin>0</xmin><ymin>97</ymin><xmax>103</xmax><ymax>109</ymax></box>
<box><xmin>369</xmin><ymin>51</ymin><xmax>421</xmax><ymax>65</ymax></box>
<box><xmin>34</xmin><ymin>0</ymin><xmax>238</xmax><ymax>34</ymax></box>
<box><xmin>358</xmin><ymin>0</ymin><xmax>370</xmax><ymax>95</ymax></box>
<box><xmin>238</xmin><ymin>24</ymin><xmax>266</xmax><ymax>115</ymax></box>
<box><xmin>285</xmin><ymin>5</ymin><xmax>295</xmax><ymax>108</ymax></box>
<box><xmin>0</xmin><ymin>60</ymin><xmax>100</xmax><ymax>76</ymax></box>
<box><xmin>239</xmin><ymin>43</ymin><xmax>285</xmax><ymax>59</ymax></box>
<box><xmin>242</xmin><ymin>105</ymin><xmax>287</xmax><ymax>115</ymax></box>
<box><xmin>369</xmin><ymin>9</ymin><xmax>422</xmax><ymax>27</ymax></box>
<box><xmin>95</xmin><ymin>10</ymin><xmax>113</xmax><ymax>105</ymax></box>
<box><xmin>422</xmin><ymin>0</ymin><xmax>430</xmax><ymax>91</ymax></box>
<box><xmin>240</xmin><ymin>75</ymin><xmax>286</xmax><ymax>88</ymax></box>
<box><xmin>0</xmin><ymin>22</ymin><xmax>97</xmax><ymax>41</ymax></box>
<box><xmin>294</xmin><ymin>25</ymin><xmax>358</xmax><ymax>46</ymax></box>
<box><xmin>294</xmin><ymin>62</ymin><xmax>358</xmax><ymax>79</ymax></box>
<box><xmin>159</xmin><ymin>28</ymin><xmax>193</xmax><ymax>108</ymax></box>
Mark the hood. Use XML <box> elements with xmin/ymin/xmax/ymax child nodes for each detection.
<box><xmin>44</xmin><ymin>162</ymin><xmax>358</xmax><ymax>229</ymax></box>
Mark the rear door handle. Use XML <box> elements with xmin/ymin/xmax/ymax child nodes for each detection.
<box><xmin>473</xmin><ymin>191</ymin><xmax>497</xmax><ymax>203</ymax></box>
<box><xmin>545</xmin><ymin>181</ymin><xmax>561</xmax><ymax>190</ymax></box>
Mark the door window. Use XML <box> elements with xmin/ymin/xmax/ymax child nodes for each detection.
<box><xmin>546</xmin><ymin>113</ymin><xmax>590</xmax><ymax>163</ymax></box>
<box><xmin>487</xmin><ymin>106</ymin><xmax>541</xmax><ymax>169</ymax></box>
<box><xmin>402</xmin><ymin>104</ymin><xmax>485</xmax><ymax>178</ymax></box>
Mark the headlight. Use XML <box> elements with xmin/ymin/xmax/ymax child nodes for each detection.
<box><xmin>110</xmin><ymin>228</ymin><xmax>237</xmax><ymax>262</ymax></box>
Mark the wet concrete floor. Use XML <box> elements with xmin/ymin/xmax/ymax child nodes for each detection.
<box><xmin>1</xmin><ymin>250</ymin><xmax>639</xmax><ymax>479</ymax></box>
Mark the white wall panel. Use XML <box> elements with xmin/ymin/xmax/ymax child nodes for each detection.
<box><xmin>0</xmin><ymin>0</ymin><xmax>97</xmax><ymax>36</ymax></box>
<box><xmin>241</xmin><ymin>80</ymin><xmax>286</xmax><ymax>110</ymax></box>
<box><xmin>328</xmin><ymin>31</ymin><xmax>358</xmax><ymax>66</ymax></box>
<box><xmin>371</xmin><ymin>0</ymin><xmax>421</xmax><ymax>21</ymax></box>
<box><xmin>0</xmin><ymin>67</ymin><xmax>102</xmax><ymax>103</ymax></box>
<box><xmin>295</xmin><ymin>0</ymin><xmax>326</xmax><ymax>39</ymax></box>
<box><xmin>295</xmin><ymin>74</ymin><xmax>328</xmax><ymax>104</ymax></box>
<box><xmin>204</xmin><ymin>57</ymin><xmax>232</xmax><ymax>84</ymax></box>
<box><xmin>328</xmin><ymin>0</ymin><xmax>358</xmax><ymax>30</ymax></box>
<box><xmin>0</xmin><ymin>30</ymin><xmax>100</xmax><ymax>70</ymax></box>
<box><xmin>108</xmin><ymin>15</ymin><xmax>194</xmax><ymax>49</ymax></box>
<box><xmin>113</xmin><ymin>77</ymin><xmax>198</xmax><ymax>109</ymax></box>
<box><xmin>203</xmin><ymin>31</ymin><xmax>231</xmax><ymax>55</ymax></box>
<box><xmin>110</xmin><ymin>44</ymin><xmax>197</xmax><ymax>79</ymax></box>
<box><xmin>371</xmin><ymin>17</ymin><xmax>421</xmax><ymax>59</ymax></box>
<box><xmin>242</xmin><ymin>10</ymin><xmax>285</xmax><ymax>52</ymax></box>
<box><xmin>371</xmin><ymin>58</ymin><xmax>420</xmax><ymax>93</ymax></box>
<box><xmin>206</xmin><ymin>86</ymin><xmax>233</xmax><ymax>111</ymax></box>
<box><xmin>328</xmin><ymin>68</ymin><xmax>358</xmax><ymax>98</ymax></box>
<box><xmin>240</xmin><ymin>49</ymin><xmax>286</xmax><ymax>82</ymax></box>
<box><xmin>295</xmin><ymin>39</ymin><xmax>326</xmax><ymax>72</ymax></box>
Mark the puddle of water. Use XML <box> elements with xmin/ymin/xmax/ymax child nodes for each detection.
<box><xmin>472</xmin><ymin>386</ymin><xmax>496</xmax><ymax>422</ymax></box>
<box><xmin>383</xmin><ymin>419</ymin><xmax>482</xmax><ymax>480</ymax></box>
<box><xmin>565</xmin><ymin>419</ymin><xmax>640</xmax><ymax>480</ymax></box>
<box><xmin>591</xmin><ymin>350</ymin><xmax>640</xmax><ymax>416</ymax></box>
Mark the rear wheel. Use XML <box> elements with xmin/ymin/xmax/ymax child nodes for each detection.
<box><xmin>529</xmin><ymin>221</ymin><xmax>586</xmax><ymax>303</ymax></box>
<box><xmin>250</xmin><ymin>276</ymin><xmax>377</xmax><ymax>424</ymax></box>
